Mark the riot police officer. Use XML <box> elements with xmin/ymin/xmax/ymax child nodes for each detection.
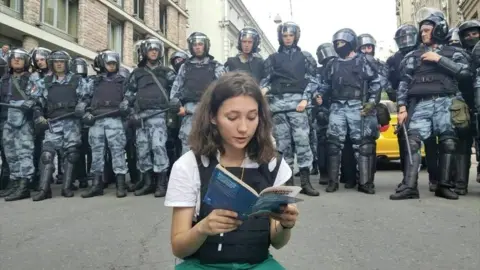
<box><xmin>315</xmin><ymin>43</ymin><xmax>337</xmax><ymax>185</ymax></box>
<box><xmin>317</xmin><ymin>28</ymin><xmax>381</xmax><ymax>195</ymax></box>
<box><xmin>224</xmin><ymin>27</ymin><xmax>265</xmax><ymax>82</ymax></box>
<box><xmin>390</xmin><ymin>8</ymin><xmax>472</xmax><ymax>200</ymax></box>
<box><xmin>170</xmin><ymin>51</ymin><xmax>188</xmax><ymax>74</ymax></box>
<box><xmin>0</xmin><ymin>48</ymin><xmax>34</xmax><ymax>201</ymax></box>
<box><xmin>31</xmin><ymin>50</ymin><xmax>90</xmax><ymax>201</ymax></box>
<box><xmin>0</xmin><ymin>53</ymin><xmax>9</xmax><ymax>194</ymax></box>
<box><xmin>170</xmin><ymin>32</ymin><xmax>226</xmax><ymax>155</ymax></box>
<box><xmin>124</xmin><ymin>37</ymin><xmax>177</xmax><ymax>197</ymax></box>
<box><xmin>260</xmin><ymin>22</ymin><xmax>319</xmax><ymax>196</ymax></box>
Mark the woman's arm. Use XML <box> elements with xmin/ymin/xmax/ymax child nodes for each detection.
<box><xmin>269</xmin><ymin>219</ymin><xmax>292</xmax><ymax>250</ymax></box>
<box><xmin>170</xmin><ymin>207</ymin><xmax>208</xmax><ymax>259</ymax></box>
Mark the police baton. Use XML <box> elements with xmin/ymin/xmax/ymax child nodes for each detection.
<box><xmin>0</xmin><ymin>102</ymin><xmax>22</xmax><ymax>109</ymax></box>
<box><xmin>271</xmin><ymin>106</ymin><xmax>314</xmax><ymax>115</ymax></box>
<box><xmin>47</xmin><ymin>112</ymin><xmax>76</xmax><ymax>133</ymax></box>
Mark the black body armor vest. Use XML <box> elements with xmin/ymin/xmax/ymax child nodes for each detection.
<box><xmin>0</xmin><ymin>73</ymin><xmax>30</xmax><ymax>119</ymax></box>
<box><xmin>90</xmin><ymin>75</ymin><xmax>125</xmax><ymax>116</ymax></box>
<box><xmin>330</xmin><ymin>57</ymin><xmax>365</xmax><ymax>101</ymax></box>
<box><xmin>187</xmin><ymin>155</ymin><xmax>282</xmax><ymax>265</ymax></box>
<box><xmin>135</xmin><ymin>66</ymin><xmax>171</xmax><ymax>110</ymax></box>
<box><xmin>225</xmin><ymin>56</ymin><xmax>264</xmax><ymax>83</ymax></box>
<box><xmin>270</xmin><ymin>51</ymin><xmax>307</xmax><ymax>94</ymax></box>
<box><xmin>182</xmin><ymin>60</ymin><xmax>217</xmax><ymax>104</ymax></box>
<box><xmin>44</xmin><ymin>74</ymin><xmax>80</xmax><ymax>118</ymax></box>
<box><xmin>408</xmin><ymin>46</ymin><xmax>459</xmax><ymax>97</ymax></box>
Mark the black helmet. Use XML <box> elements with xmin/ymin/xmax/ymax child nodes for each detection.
<box><xmin>277</xmin><ymin>22</ymin><xmax>300</xmax><ymax>47</ymax></box>
<box><xmin>29</xmin><ymin>47</ymin><xmax>51</xmax><ymax>69</ymax></box>
<box><xmin>357</xmin><ymin>33</ymin><xmax>376</xmax><ymax>55</ymax></box>
<box><xmin>140</xmin><ymin>37</ymin><xmax>164</xmax><ymax>62</ymax></box>
<box><xmin>170</xmin><ymin>51</ymin><xmax>189</xmax><ymax>73</ymax></box>
<box><xmin>237</xmin><ymin>27</ymin><xmax>261</xmax><ymax>53</ymax></box>
<box><xmin>458</xmin><ymin>20</ymin><xmax>480</xmax><ymax>49</ymax></box>
<box><xmin>100</xmin><ymin>50</ymin><xmax>120</xmax><ymax>72</ymax></box>
<box><xmin>446</xmin><ymin>27</ymin><xmax>462</xmax><ymax>47</ymax></box>
<box><xmin>187</xmin><ymin>32</ymin><xmax>210</xmax><ymax>57</ymax></box>
<box><xmin>8</xmin><ymin>48</ymin><xmax>31</xmax><ymax>72</ymax></box>
<box><xmin>134</xmin><ymin>40</ymin><xmax>145</xmax><ymax>65</ymax></box>
<box><xmin>47</xmin><ymin>50</ymin><xmax>71</xmax><ymax>72</ymax></box>
<box><xmin>415</xmin><ymin>7</ymin><xmax>449</xmax><ymax>42</ymax></box>
<box><xmin>316</xmin><ymin>43</ymin><xmax>337</xmax><ymax>65</ymax></box>
<box><xmin>332</xmin><ymin>28</ymin><xmax>357</xmax><ymax>53</ymax></box>
<box><xmin>394</xmin><ymin>24</ymin><xmax>419</xmax><ymax>50</ymax></box>
<box><xmin>69</xmin><ymin>57</ymin><xmax>88</xmax><ymax>76</ymax></box>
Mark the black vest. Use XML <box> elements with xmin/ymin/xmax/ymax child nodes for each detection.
<box><xmin>188</xmin><ymin>155</ymin><xmax>281</xmax><ymax>265</ymax></box>
<box><xmin>408</xmin><ymin>46</ymin><xmax>459</xmax><ymax>97</ymax></box>
<box><xmin>225</xmin><ymin>56</ymin><xmax>264</xmax><ymax>83</ymax></box>
<box><xmin>44</xmin><ymin>74</ymin><xmax>80</xmax><ymax>118</ymax></box>
<box><xmin>0</xmin><ymin>73</ymin><xmax>30</xmax><ymax>119</ymax></box>
<box><xmin>182</xmin><ymin>60</ymin><xmax>216</xmax><ymax>104</ymax></box>
<box><xmin>90</xmin><ymin>75</ymin><xmax>125</xmax><ymax>116</ymax></box>
<box><xmin>135</xmin><ymin>66</ymin><xmax>171</xmax><ymax>110</ymax></box>
<box><xmin>330</xmin><ymin>57</ymin><xmax>365</xmax><ymax>101</ymax></box>
<box><xmin>270</xmin><ymin>51</ymin><xmax>307</xmax><ymax>94</ymax></box>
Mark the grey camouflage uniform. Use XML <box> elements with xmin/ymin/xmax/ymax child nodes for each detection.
<box><xmin>34</xmin><ymin>72</ymin><xmax>90</xmax><ymax>154</ymax></box>
<box><xmin>86</xmin><ymin>74</ymin><xmax>127</xmax><ymax>175</ymax></box>
<box><xmin>170</xmin><ymin>57</ymin><xmax>225</xmax><ymax>154</ymax></box>
<box><xmin>124</xmin><ymin>65</ymin><xmax>176</xmax><ymax>173</ymax></box>
<box><xmin>260</xmin><ymin>47</ymin><xmax>319</xmax><ymax>169</ymax></box>
<box><xmin>1</xmin><ymin>73</ymin><xmax>35</xmax><ymax>180</ymax></box>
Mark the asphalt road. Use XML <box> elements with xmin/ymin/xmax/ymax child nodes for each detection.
<box><xmin>0</xmin><ymin>164</ymin><xmax>479</xmax><ymax>270</ymax></box>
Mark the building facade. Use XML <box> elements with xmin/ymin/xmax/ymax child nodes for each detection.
<box><xmin>459</xmin><ymin>0</ymin><xmax>480</xmax><ymax>20</ymax></box>
<box><xmin>396</xmin><ymin>0</ymin><xmax>463</xmax><ymax>27</ymax></box>
<box><xmin>185</xmin><ymin>0</ymin><xmax>275</xmax><ymax>62</ymax></box>
<box><xmin>0</xmin><ymin>0</ymin><xmax>188</xmax><ymax>72</ymax></box>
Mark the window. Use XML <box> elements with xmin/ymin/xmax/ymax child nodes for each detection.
<box><xmin>111</xmin><ymin>0</ymin><xmax>123</xmax><ymax>6</ymax></box>
<box><xmin>41</xmin><ymin>0</ymin><xmax>78</xmax><ymax>37</ymax></box>
<box><xmin>133</xmin><ymin>31</ymin><xmax>143</xmax><ymax>64</ymax></box>
<box><xmin>108</xmin><ymin>17</ymin><xmax>123</xmax><ymax>60</ymax></box>
<box><xmin>133</xmin><ymin>0</ymin><xmax>144</xmax><ymax>20</ymax></box>
<box><xmin>1</xmin><ymin>0</ymin><xmax>22</xmax><ymax>12</ymax></box>
<box><xmin>159</xmin><ymin>3</ymin><xmax>167</xmax><ymax>35</ymax></box>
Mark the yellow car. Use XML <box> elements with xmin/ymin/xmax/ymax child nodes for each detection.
<box><xmin>376</xmin><ymin>100</ymin><xmax>426</xmax><ymax>162</ymax></box>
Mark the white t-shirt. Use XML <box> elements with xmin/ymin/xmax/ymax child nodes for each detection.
<box><xmin>164</xmin><ymin>150</ymin><xmax>292</xmax><ymax>217</ymax></box>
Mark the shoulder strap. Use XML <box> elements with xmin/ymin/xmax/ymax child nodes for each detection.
<box><xmin>258</xmin><ymin>153</ymin><xmax>283</xmax><ymax>187</ymax></box>
<box><xmin>143</xmin><ymin>67</ymin><xmax>170</xmax><ymax>102</ymax></box>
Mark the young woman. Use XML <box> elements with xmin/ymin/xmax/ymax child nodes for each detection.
<box><xmin>165</xmin><ymin>71</ymin><xmax>299</xmax><ymax>269</ymax></box>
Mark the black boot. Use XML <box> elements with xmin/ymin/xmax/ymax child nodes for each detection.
<box><xmin>56</xmin><ymin>152</ymin><xmax>64</xmax><ymax>184</ymax></box>
<box><xmin>318</xmin><ymin>170</ymin><xmax>328</xmax><ymax>185</ymax></box>
<box><xmin>310</xmin><ymin>160</ymin><xmax>319</xmax><ymax>175</ymax></box>
<box><xmin>154</xmin><ymin>172</ymin><xmax>168</xmax><ymax>197</ymax></box>
<box><xmin>357</xmin><ymin>143</ymin><xmax>375</xmax><ymax>194</ymax></box>
<box><xmin>5</xmin><ymin>179</ymin><xmax>30</xmax><ymax>201</ymax></box>
<box><xmin>454</xmin><ymin>153</ymin><xmax>469</xmax><ymax>196</ymax></box>
<box><xmin>326</xmin><ymin>143</ymin><xmax>341</xmax><ymax>193</ymax></box>
<box><xmin>32</xmin><ymin>161</ymin><xmax>54</xmax><ymax>201</ymax></box>
<box><xmin>116</xmin><ymin>174</ymin><xmax>127</xmax><ymax>198</ymax></box>
<box><xmin>435</xmin><ymin>139</ymin><xmax>458</xmax><ymax>200</ymax></box>
<box><xmin>82</xmin><ymin>174</ymin><xmax>104</xmax><ymax>198</ymax></box>
<box><xmin>0</xmin><ymin>150</ymin><xmax>9</xmax><ymax>190</ymax></box>
<box><xmin>135</xmin><ymin>170</ymin><xmax>155</xmax><ymax>196</ymax></box>
<box><xmin>299</xmin><ymin>167</ymin><xmax>319</xmax><ymax>196</ymax></box>
<box><xmin>61</xmin><ymin>157</ymin><xmax>75</xmax><ymax>197</ymax></box>
<box><xmin>390</xmin><ymin>138</ymin><xmax>421</xmax><ymax>200</ymax></box>
<box><xmin>128</xmin><ymin>171</ymin><xmax>144</xmax><ymax>192</ymax></box>
<box><xmin>0</xmin><ymin>179</ymin><xmax>15</xmax><ymax>198</ymax></box>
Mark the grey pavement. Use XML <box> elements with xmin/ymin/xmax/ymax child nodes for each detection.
<box><xmin>0</xmin><ymin>165</ymin><xmax>479</xmax><ymax>270</ymax></box>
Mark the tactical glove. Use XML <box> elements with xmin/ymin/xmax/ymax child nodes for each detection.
<box><xmin>127</xmin><ymin>113</ymin><xmax>142</xmax><ymax>129</ymax></box>
<box><xmin>75</xmin><ymin>102</ymin><xmax>88</xmax><ymax>118</ymax></box>
<box><xmin>119</xmin><ymin>99</ymin><xmax>130</xmax><ymax>115</ymax></box>
<box><xmin>361</xmin><ymin>102</ymin><xmax>375</xmax><ymax>115</ymax></box>
<box><xmin>21</xmin><ymin>100</ymin><xmax>36</xmax><ymax>111</ymax></box>
<box><xmin>34</xmin><ymin>116</ymin><xmax>48</xmax><ymax>133</ymax></box>
<box><xmin>82</xmin><ymin>112</ymin><xmax>95</xmax><ymax>126</ymax></box>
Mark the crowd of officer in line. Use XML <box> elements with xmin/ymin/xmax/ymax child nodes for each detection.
<box><xmin>0</xmin><ymin>6</ymin><xmax>479</xmax><ymax>202</ymax></box>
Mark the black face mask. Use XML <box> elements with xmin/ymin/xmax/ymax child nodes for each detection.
<box><xmin>335</xmin><ymin>45</ymin><xmax>352</xmax><ymax>58</ymax></box>
<box><xmin>465</xmin><ymin>37</ymin><xmax>479</xmax><ymax>49</ymax></box>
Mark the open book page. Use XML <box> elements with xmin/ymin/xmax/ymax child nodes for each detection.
<box><xmin>259</xmin><ymin>186</ymin><xmax>302</xmax><ymax>197</ymax></box>
<box><xmin>214</xmin><ymin>165</ymin><xmax>259</xmax><ymax>196</ymax></box>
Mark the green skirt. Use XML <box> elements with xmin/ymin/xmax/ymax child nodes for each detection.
<box><xmin>175</xmin><ymin>254</ymin><xmax>285</xmax><ymax>270</ymax></box>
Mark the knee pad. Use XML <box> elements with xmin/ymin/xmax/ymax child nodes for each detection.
<box><xmin>65</xmin><ymin>147</ymin><xmax>80</xmax><ymax>163</ymax></box>
<box><xmin>359</xmin><ymin>141</ymin><xmax>375</xmax><ymax>156</ymax></box>
<box><xmin>40</xmin><ymin>151</ymin><xmax>55</xmax><ymax>165</ymax></box>
<box><xmin>408</xmin><ymin>136</ymin><xmax>422</xmax><ymax>152</ymax></box>
<box><xmin>439</xmin><ymin>138</ymin><xmax>456</xmax><ymax>154</ymax></box>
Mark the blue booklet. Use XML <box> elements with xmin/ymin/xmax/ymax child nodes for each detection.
<box><xmin>202</xmin><ymin>165</ymin><xmax>303</xmax><ymax>220</ymax></box>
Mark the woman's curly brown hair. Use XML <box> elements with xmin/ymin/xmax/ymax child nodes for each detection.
<box><xmin>188</xmin><ymin>71</ymin><xmax>275</xmax><ymax>164</ymax></box>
